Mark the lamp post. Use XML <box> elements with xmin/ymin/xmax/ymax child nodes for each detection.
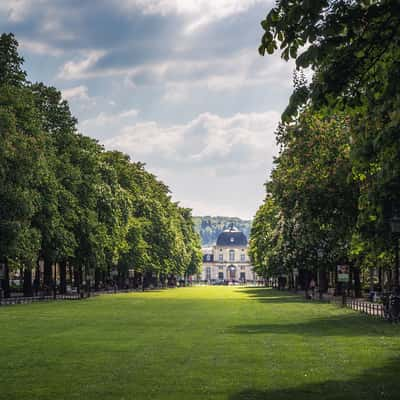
<box><xmin>390</xmin><ymin>216</ymin><xmax>400</xmax><ymax>289</ymax></box>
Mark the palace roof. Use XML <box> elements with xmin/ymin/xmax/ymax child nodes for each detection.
<box><xmin>216</xmin><ymin>226</ymin><xmax>248</xmax><ymax>247</ymax></box>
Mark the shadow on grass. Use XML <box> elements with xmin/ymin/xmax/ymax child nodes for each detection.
<box><xmin>229</xmin><ymin>311</ymin><xmax>394</xmax><ymax>337</ymax></box>
<box><xmin>232</xmin><ymin>288</ymin><xmax>394</xmax><ymax>337</ymax></box>
<box><xmin>229</xmin><ymin>358</ymin><xmax>400</xmax><ymax>400</ymax></box>
<box><xmin>237</xmin><ymin>287</ymin><xmax>312</xmax><ymax>304</ymax></box>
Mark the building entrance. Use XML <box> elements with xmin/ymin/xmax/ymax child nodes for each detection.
<box><xmin>228</xmin><ymin>265</ymin><xmax>236</xmax><ymax>280</ymax></box>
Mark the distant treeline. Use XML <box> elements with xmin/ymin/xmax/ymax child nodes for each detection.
<box><xmin>193</xmin><ymin>217</ymin><xmax>252</xmax><ymax>247</ymax></box>
<box><xmin>0</xmin><ymin>33</ymin><xmax>202</xmax><ymax>298</ymax></box>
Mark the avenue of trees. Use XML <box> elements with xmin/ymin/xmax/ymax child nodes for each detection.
<box><xmin>0</xmin><ymin>33</ymin><xmax>202</xmax><ymax>298</ymax></box>
<box><xmin>250</xmin><ymin>0</ymin><xmax>400</xmax><ymax>295</ymax></box>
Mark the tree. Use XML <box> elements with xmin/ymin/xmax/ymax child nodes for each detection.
<box><xmin>253</xmin><ymin>1</ymin><xmax>400</xmax><ymax>291</ymax></box>
<box><xmin>0</xmin><ymin>33</ymin><xmax>26</xmax><ymax>87</ymax></box>
<box><xmin>0</xmin><ymin>85</ymin><xmax>44</xmax><ymax>296</ymax></box>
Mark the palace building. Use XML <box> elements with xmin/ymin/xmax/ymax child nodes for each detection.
<box><xmin>199</xmin><ymin>225</ymin><xmax>258</xmax><ymax>283</ymax></box>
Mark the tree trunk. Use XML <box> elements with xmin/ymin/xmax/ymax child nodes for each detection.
<box><xmin>118</xmin><ymin>272</ymin><xmax>124</xmax><ymax>289</ymax></box>
<box><xmin>303</xmin><ymin>270</ymin><xmax>310</xmax><ymax>299</ymax></box>
<box><xmin>143</xmin><ymin>271</ymin><xmax>152</xmax><ymax>289</ymax></box>
<box><xmin>68</xmin><ymin>263</ymin><xmax>73</xmax><ymax>289</ymax></box>
<box><xmin>133</xmin><ymin>271</ymin><xmax>142</xmax><ymax>289</ymax></box>
<box><xmin>43</xmin><ymin>257</ymin><xmax>53</xmax><ymax>290</ymax></box>
<box><xmin>318</xmin><ymin>269</ymin><xmax>328</xmax><ymax>299</ymax></box>
<box><xmin>23</xmin><ymin>268</ymin><xmax>33</xmax><ymax>297</ymax></box>
<box><xmin>59</xmin><ymin>260</ymin><xmax>67</xmax><ymax>294</ymax></box>
<box><xmin>34</xmin><ymin>258</ymin><xmax>41</xmax><ymax>296</ymax></box>
<box><xmin>2</xmin><ymin>258</ymin><xmax>10</xmax><ymax>298</ymax></box>
<box><xmin>369</xmin><ymin>266</ymin><xmax>374</xmax><ymax>293</ymax></box>
<box><xmin>386</xmin><ymin>266</ymin><xmax>392</xmax><ymax>290</ymax></box>
<box><xmin>95</xmin><ymin>268</ymin><xmax>101</xmax><ymax>291</ymax></box>
<box><xmin>74</xmin><ymin>266</ymin><xmax>82</xmax><ymax>296</ymax></box>
<box><xmin>353</xmin><ymin>266</ymin><xmax>362</xmax><ymax>298</ymax></box>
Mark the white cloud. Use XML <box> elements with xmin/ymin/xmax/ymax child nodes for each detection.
<box><xmin>57</xmin><ymin>47</ymin><xmax>294</xmax><ymax>104</ymax></box>
<box><xmin>119</xmin><ymin>109</ymin><xmax>140</xmax><ymax>118</ymax></box>
<box><xmin>62</xmin><ymin>85</ymin><xmax>90</xmax><ymax>101</ymax></box>
<box><xmin>0</xmin><ymin>0</ymin><xmax>41</xmax><ymax>22</ymax></box>
<box><xmin>126</xmin><ymin>0</ymin><xmax>263</xmax><ymax>15</ymax></box>
<box><xmin>58</xmin><ymin>50</ymin><xmax>107</xmax><ymax>80</ymax></box>
<box><xmin>160</xmin><ymin>49</ymin><xmax>294</xmax><ymax>102</ymax></box>
<box><xmin>40</xmin><ymin>12</ymin><xmax>76</xmax><ymax>41</ymax></box>
<box><xmin>103</xmin><ymin>110</ymin><xmax>279</xmax><ymax>170</ymax></box>
<box><xmin>19</xmin><ymin>38</ymin><xmax>64</xmax><ymax>56</ymax></box>
<box><xmin>115</xmin><ymin>0</ymin><xmax>271</xmax><ymax>32</ymax></box>
<box><xmin>80</xmin><ymin>108</ymin><xmax>140</xmax><ymax>133</ymax></box>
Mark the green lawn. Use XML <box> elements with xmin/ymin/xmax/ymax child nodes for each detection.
<box><xmin>1</xmin><ymin>286</ymin><xmax>400</xmax><ymax>400</ymax></box>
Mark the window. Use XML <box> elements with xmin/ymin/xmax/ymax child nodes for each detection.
<box><xmin>240</xmin><ymin>272</ymin><xmax>246</xmax><ymax>281</ymax></box>
<box><xmin>218</xmin><ymin>272</ymin><xmax>224</xmax><ymax>280</ymax></box>
<box><xmin>240</xmin><ymin>254</ymin><xmax>246</xmax><ymax>262</ymax></box>
<box><xmin>206</xmin><ymin>267</ymin><xmax>211</xmax><ymax>280</ymax></box>
<box><xmin>219</xmin><ymin>254</ymin><xmax>223</xmax><ymax>261</ymax></box>
<box><xmin>229</xmin><ymin>249</ymin><xmax>235</xmax><ymax>261</ymax></box>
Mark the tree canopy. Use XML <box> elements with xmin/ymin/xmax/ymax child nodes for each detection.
<box><xmin>251</xmin><ymin>1</ymin><xmax>400</xmax><ymax>292</ymax></box>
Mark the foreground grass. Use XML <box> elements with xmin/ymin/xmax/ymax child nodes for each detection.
<box><xmin>1</xmin><ymin>286</ymin><xmax>400</xmax><ymax>400</ymax></box>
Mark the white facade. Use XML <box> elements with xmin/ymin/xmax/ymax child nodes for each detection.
<box><xmin>199</xmin><ymin>227</ymin><xmax>258</xmax><ymax>283</ymax></box>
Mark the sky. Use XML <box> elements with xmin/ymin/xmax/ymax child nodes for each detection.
<box><xmin>0</xmin><ymin>0</ymin><xmax>296</xmax><ymax>219</ymax></box>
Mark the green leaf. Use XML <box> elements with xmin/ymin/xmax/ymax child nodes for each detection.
<box><xmin>267</xmin><ymin>42</ymin><xmax>275</xmax><ymax>54</ymax></box>
<box><xmin>261</xmin><ymin>19</ymin><xmax>269</xmax><ymax>31</ymax></box>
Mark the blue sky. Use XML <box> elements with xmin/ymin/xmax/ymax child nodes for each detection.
<box><xmin>1</xmin><ymin>0</ymin><xmax>296</xmax><ymax>219</ymax></box>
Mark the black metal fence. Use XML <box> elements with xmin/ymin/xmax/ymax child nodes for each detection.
<box><xmin>0</xmin><ymin>294</ymin><xmax>81</xmax><ymax>306</ymax></box>
<box><xmin>0</xmin><ymin>288</ymin><xmax>144</xmax><ymax>307</ymax></box>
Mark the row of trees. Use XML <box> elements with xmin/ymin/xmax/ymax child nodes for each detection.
<box><xmin>250</xmin><ymin>0</ymin><xmax>400</xmax><ymax>296</ymax></box>
<box><xmin>0</xmin><ymin>33</ymin><xmax>202</xmax><ymax>298</ymax></box>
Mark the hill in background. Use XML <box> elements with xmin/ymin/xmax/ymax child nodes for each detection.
<box><xmin>193</xmin><ymin>216</ymin><xmax>252</xmax><ymax>247</ymax></box>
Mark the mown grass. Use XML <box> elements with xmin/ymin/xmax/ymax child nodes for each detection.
<box><xmin>1</xmin><ymin>286</ymin><xmax>400</xmax><ymax>399</ymax></box>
